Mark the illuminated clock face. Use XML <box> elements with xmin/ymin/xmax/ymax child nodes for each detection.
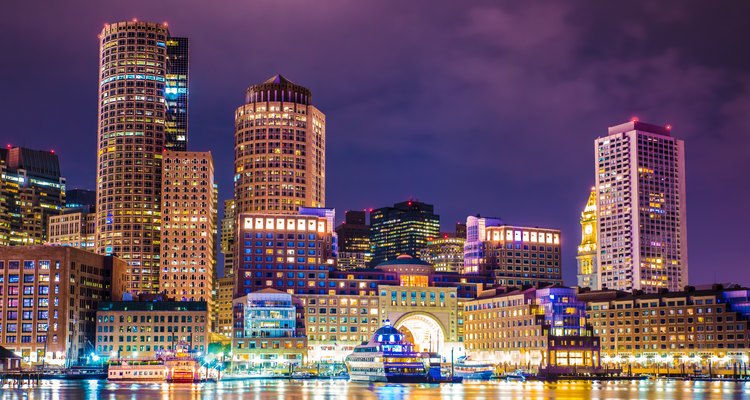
<box><xmin>584</xmin><ymin>224</ymin><xmax>593</xmax><ymax>235</ymax></box>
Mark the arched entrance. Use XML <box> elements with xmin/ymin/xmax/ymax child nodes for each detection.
<box><xmin>394</xmin><ymin>313</ymin><xmax>446</xmax><ymax>354</ymax></box>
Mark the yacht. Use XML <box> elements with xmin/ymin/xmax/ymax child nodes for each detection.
<box><xmin>452</xmin><ymin>356</ymin><xmax>495</xmax><ymax>380</ymax></box>
<box><xmin>345</xmin><ymin>320</ymin><xmax>432</xmax><ymax>383</ymax></box>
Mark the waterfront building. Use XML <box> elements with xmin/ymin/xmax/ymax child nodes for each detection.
<box><xmin>594</xmin><ymin>120</ymin><xmax>688</xmax><ymax>292</ymax></box>
<box><xmin>95</xmin><ymin>301</ymin><xmax>209</xmax><ymax>360</ymax></box>
<box><xmin>0</xmin><ymin>246</ymin><xmax>126</xmax><ymax>365</ymax></box>
<box><xmin>233</xmin><ymin>75</ymin><xmax>325</xmax><ymax>215</ymax></box>
<box><xmin>422</xmin><ymin>236</ymin><xmax>465</xmax><ymax>273</ymax></box>
<box><xmin>96</xmin><ymin>21</ymin><xmax>189</xmax><ymax>295</ymax></box>
<box><xmin>370</xmin><ymin>200</ymin><xmax>440</xmax><ymax>264</ymax></box>
<box><xmin>464</xmin><ymin>286</ymin><xmax>601</xmax><ymax>371</ymax></box>
<box><xmin>335</xmin><ymin>210</ymin><xmax>371</xmax><ymax>270</ymax></box>
<box><xmin>164</xmin><ymin>37</ymin><xmax>189</xmax><ymax>151</ymax></box>
<box><xmin>577</xmin><ymin>188</ymin><xmax>599</xmax><ymax>289</ymax></box>
<box><xmin>0</xmin><ymin>147</ymin><xmax>66</xmax><ymax>246</ymax></box>
<box><xmin>160</xmin><ymin>151</ymin><xmax>216</xmax><ymax>311</ymax></box>
<box><xmin>478</xmin><ymin>225</ymin><xmax>563</xmax><ymax>287</ymax></box>
<box><xmin>215</xmin><ymin>277</ymin><xmax>234</xmax><ymax>337</ymax></box>
<box><xmin>231</xmin><ymin>289</ymin><xmax>307</xmax><ymax>369</ymax></box>
<box><xmin>579</xmin><ymin>285</ymin><xmax>750</xmax><ymax>372</ymax></box>
<box><xmin>233</xmin><ymin>208</ymin><xmax>336</xmax><ymax>297</ymax></box>
<box><xmin>47</xmin><ymin>211</ymin><xmax>96</xmax><ymax>249</ymax></box>
<box><xmin>462</xmin><ymin>216</ymin><xmax>502</xmax><ymax>274</ymax></box>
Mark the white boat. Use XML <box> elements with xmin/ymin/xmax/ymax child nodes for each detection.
<box><xmin>453</xmin><ymin>357</ymin><xmax>495</xmax><ymax>380</ymax></box>
<box><xmin>345</xmin><ymin>319</ymin><xmax>431</xmax><ymax>383</ymax></box>
<box><xmin>108</xmin><ymin>362</ymin><xmax>169</xmax><ymax>382</ymax></box>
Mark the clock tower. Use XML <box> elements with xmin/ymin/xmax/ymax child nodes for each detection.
<box><xmin>577</xmin><ymin>188</ymin><xmax>599</xmax><ymax>289</ymax></box>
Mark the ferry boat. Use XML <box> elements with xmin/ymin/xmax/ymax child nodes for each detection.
<box><xmin>345</xmin><ymin>319</ymin><xmax>431</xmax><ymax>383</ymax></box>
<box><xmin>107</xmin><ymin>361</ymin><xmax>169</xmax><ymax>382</ymax></box>
<box><xmin>452</xmin><ymin>356</ymin><xmax>495</xmax><ymax>380</ymax></box>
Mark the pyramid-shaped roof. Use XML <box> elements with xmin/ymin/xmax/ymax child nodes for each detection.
<box><xmin>263</xmin><ymin>74</ymin><xmax>295</xmax><ymax>85</ymax></box>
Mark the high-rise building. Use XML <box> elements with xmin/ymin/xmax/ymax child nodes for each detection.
<box><xmin>370</xmin><ymin>200</ymin><xmax>440</xmax><ymax>264</ymax></box>
<box><xmin>160</xmin><ymin>151</ymin><xmax>216</xmax><ymax>308</ymax></box>
<box><xmin>577</xmin><ymin>188</ymin><xmax>598</xmax><ymax>289</ymax></box>
<box><xmin>0</xmin><ymin>246</ymin><xmax>126</xmax><ymax>365</ymax></box>
<box><xmin>165</xmin><ymin>37</ymin><xmax>189</xmax><ymax>151</ymax></box>
<box><xmin>422</xmin><ymin>236</ymin><xmax>465</xmax><ymax>273</ymax></box>
<box><xmin>480</xmin><ymin>225</ymin><xmax>563</xmax><ymax>287</ymax></box>
<box><xmin>462</xmin><ymin>215</ymin><xmax>502</xmax><ymax>274</ymax></box>
<box><xmin>65</xmin><ymin>189</ymin><xmax>96</xmax><ymax>212</ymax></box>
<box><xmin>233</xmin><ymin>75</ymin><xmax>325</xmax><ymax>215</ymax></box>
<box><xmin>220</xmin><ymin>199</ymin><xmax>236</xmax><ymax>278</ymax></box>
<box><xmin>594</xmin><ymin>120</ymin><xmax>688</xmax><ymax>292</ymax></box>
<box><xmin>455</xmin><ymin>222</ymin><xmax>467</xmax><ymax>239</ymax></box>
<box><xmin>0</xmin><ymin>147</ymin><xmax>66</xmax><ymax>245</ymax></box>
<box><xmin>335</xmin><ymin>210</ymin><xmax>371</xmax><ymax>269</ymax></box>
<box><xmin>96</xmin><ymin>21</ymin><xmax>188</xmax><ymax>294</ymax></box>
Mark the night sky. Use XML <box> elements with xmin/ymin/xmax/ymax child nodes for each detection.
<box><xmin>2</xmin><ymin>1</ymin><xmax>749</xmax><ymax>285</ymax></box>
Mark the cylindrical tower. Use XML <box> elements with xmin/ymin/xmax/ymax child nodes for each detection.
<box><xmin>233</xmin><ymin>75</ymin><xmax>326</xmax><ymax>215</ymax></box>
<box><xmin>96</xmin><ymin>21</ymin><xmax>169</xmax><ymax>294</ymax></box>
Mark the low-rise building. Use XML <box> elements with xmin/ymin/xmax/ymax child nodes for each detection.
<box><xmin>231</xmin><ymin>289</ymin><xmax>307</xmax><ymax>369</ymax></box>
<box><xmin>579</xmin><ymin>285</ymin><xmax>750</xmax><ymax>373</ymax></box>
<box><xmin>95</xmin><ymin>301</ymin><xmax>209</xmax><ymax>360</ymax></box>
<box><xmin>464</xmin><ymin>286</ymin><xmax>600</xmax><ymax>372</ymax></box>
<box><xmin>47</xmin><ymin>211</ymin><xmax>96</xmax><ymax>249</ymax></box>
<box><xmin>0</xmin><ymin>246</ymin><xmax>126</xmax><ymax>365</ymax></box>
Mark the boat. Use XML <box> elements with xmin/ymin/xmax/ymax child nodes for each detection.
<box><xmin>107</xmin><ymin>361</ymin><xmax>169</xmax><ymax>382</ymax></box>
<box><xmin>291</xmin><ymin>371</ymin><xmax>315</xmax><ymax>379</ymax></box>
<box><xmin>345</xmin><ymin>319</ymin><xmax>432</xmax><ymax>383</ymax></box>
<box><xmin>452</xmin><ymin>357</ymin><xmax>495</xmax><ymax>380</ymax></box>
<box><xmin>502</xmin><ymin>370</ymin><xmax>531</xmax><ymax>382</ymax></box>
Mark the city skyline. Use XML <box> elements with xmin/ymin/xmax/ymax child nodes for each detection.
<box><xmin>2</xmin><ymin>1</ymin><xmax>749</xmax><ymax>286</ymax></box>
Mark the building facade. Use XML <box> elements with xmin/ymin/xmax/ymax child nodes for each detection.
<box><xmin>335</xmin><ymin>210</ymin><xmax>371</xmax><ymax>270</ymax></box>
<box><xmin>422</xmin><ymin>236</ymin><xmax>465</xmax><ymax>273</ymax></box>
<box><xmin>580</xmin><ymin>285</ymin><xmax>750</xmax><ymax>372</ymax></box>
<box><xmin>95</xmin><ymin>301</ymin><xmax>209</xmax><ymax>360</ymax></box>
<box><xmin>231</xmin><ymin>289</ymin><xmax>307</xmax><ymax>369</ymax></box>
<box><xmin>215</xmin><ymin>277</ymin><xmax>234</xmax><ymax>337</ymax></box>
<box><xmin>594</xmin><ymin>120</ymin><xmax>688</xmax><ymax>292</ymax></box>
<box><xmin>577</xmin><ymin>188</ymin><xmax>599</xmax><ymax>289</ymax></box>
<box><xmin>160</xmin><ymin>151</ymin><xmax>216</xmax><ymax>308</ymax></box>
<box><xmin>96</xmin><ymin>21</ymin><xmax>189</xmax><ymax>295</ymax></box>
<box><xmin>0</xmin><ymin>246</ymin><xmax>126</xmax><ymax>365</ymax></box>
<box><xmin>463</xmin><ymin>216</ymin><xmax>502</xmax><ymax>274</ymax></box>
<box><xmin>464</xmin><ymin>286</ymin><xmax>601</xmax><ymax>371</ymax></box>
<box><xmin>47</xmin><ymin>211</ymin><xmax>96</xmax><ymax>249</ymax></box>
<box><xmin>370</xmin><ymin>200</ymin><xmax>440</xmax><ymax>264</ymax></box>
<box><xmin>0</xmin><ymin>147</ymin><xmax>66</xmax><ymax>246</ymax></box>
<box><xmin>164</xmin><ymin>37</ymin><xmax>189</xmax><ymax>151</ymax></box>
<box><xmin>233</xmin><ymin>75</ymin><xmax>325</xmax><ymax>215</ymax></box>
<box><xmin>220</xmin><ymin>199</ymin><xmax>236</xmax><ymax>278</ymax></box>
<box><xmin>478</xmin><ymin>225</ymin><xmax>563</xmax><ymax>287</ymax></box>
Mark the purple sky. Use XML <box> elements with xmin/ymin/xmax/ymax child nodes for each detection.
<box><xmin>2</xmin><ymin>1</ymin><xmax>749</xmax><ymax>285</ymax></box>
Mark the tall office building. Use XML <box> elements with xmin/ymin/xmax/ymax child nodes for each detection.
<box><xmin>370</xmin><ymin>200</ymin><xmax>440</xmax><ymax>264</ymax></box>
<box><xmin>165</xmin><ymin>37</ymin><xmax>189</xmax><ymax>151</ymax></box>
<box><xmin>96</xmin><ymin>21</ymin><xmax>188</xmax><ymax>294</ymax></box>
<box><xmin>220</xmin><ymin>199</ymin><xmax>236</xmax><ymax>277</ymax></box>
<box><xmin>576</xmin><ymin>187</ymin><xmax>598</xmax><ymax>289</ymax></box>
<box><xmin>462</xmin><ymin>215</ymin><xmax>502</xmax><ymax>274</ymax></box>
<box><xmin>480</xmin><ymin>225</ymin><xmax>563</xmax><ymax>287</ymax></box>
<box><xmin>594</xmin><ymin>120</ymin><xmax>688</xmax><ymax>292</ymax></box>
<box><xmin>160</xmin><ymin>151</ymin><xmax>216</xmax><ymax>307</ymax></box>
<box><xmin>422</xmin><ymin>236</ymin><xmax>465</xmax><ymax>273</ymax></box>
<box><xmin>233</xmin><ymin>75</ymin><xmax>326</xmax><ymax>215</ymax></box>
<box><xmin>0</xmin><ymin>147</ymin><xmax>66</xmax><ymax>245</ymax></box>
<box><xmin>65</xmin><ymin>189</ymin><xmax>96</xmax><ymax>212</ymax></box>
<box><xmin>335</xmin><ymin>210</ymin><xmax>371</xmax><ymax>269</ymax></box>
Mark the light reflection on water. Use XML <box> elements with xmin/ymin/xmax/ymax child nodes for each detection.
<box><xmin>1</xmin><ymin>379</ymin><xmax>749</xmax><ymax>400</ymax></box>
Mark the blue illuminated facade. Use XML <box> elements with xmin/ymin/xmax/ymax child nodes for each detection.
<box><xmin>165</xmin><ymin>37</ymin><xmax>189</xmax><ymax>151</ymax></box>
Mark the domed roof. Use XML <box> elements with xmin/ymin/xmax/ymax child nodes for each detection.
<box><xmin>375</xmin><ymin>254</ymin><xmax>432</xmax><ymax>268</ymax></box>
<box><xmin>375</xmin><ymin>322</ymin><xmax>401</xmax><ymax>338</ymax></box>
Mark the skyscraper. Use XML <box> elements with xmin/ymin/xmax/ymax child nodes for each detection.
<box><xmin>462</xmin><ymin>215</ymin><xmax>502</xmax><ymax>274</ymax></box>
<box><xmin>220</xmin><ymin>199</ymin><xmax>236</xmax><ymax>278</ymax></box>
<box><xmin>96</xmin><ymin>21</ymin><xmax>187</xmax><ymax>294</ymax></box>
<box><xmin>233</xmin><ymin>75</ymin><xmax>325</xmax><ymax>215</ymax></box>
<box><xmin>0</xmin><ymin>146</ymin><xmax>66</xmax><ymax>245</ymax></box>
<box><xmin>160</xmin><ymin>151</ymin><xmax>216</xmax><ymax>307</ymax></box>
<box><xmin>576</xmin><ymin>187</ymin><xmax>598</xmax><ymax>289</ymax></box>
<box><xmin>165</xmin><ymin>37</ymin><xmax>189</xmax><ymax>151</ymax></box>
<box><xmin>594</xmin><ymin>120</ymin><xmax>688</xmax><ymax>292</ymax></box>
<box><xmin>335</xmin><ymin>210</ymin><xmax>371</xmax><ymax>269</ymax></box>
<box><xmin>370</xmin><ymin>200</ymin><xmax>440</xmax><ymax>264</ymax></box>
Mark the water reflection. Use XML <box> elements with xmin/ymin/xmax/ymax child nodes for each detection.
<box><xmin>1</xmin><ymin>379</ymin><xmax>750</xmax><ymax>400</ymax></box>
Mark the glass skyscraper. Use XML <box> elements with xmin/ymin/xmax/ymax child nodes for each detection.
<box><xmin>370</xmin><ymin>200</ymin><xmax>440</xmax><ymax>265</ymax></box>
<box><xmin>165</xmin><ymin>37</ymin><xmax>189</xmax><ymax>151</ymax></box>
